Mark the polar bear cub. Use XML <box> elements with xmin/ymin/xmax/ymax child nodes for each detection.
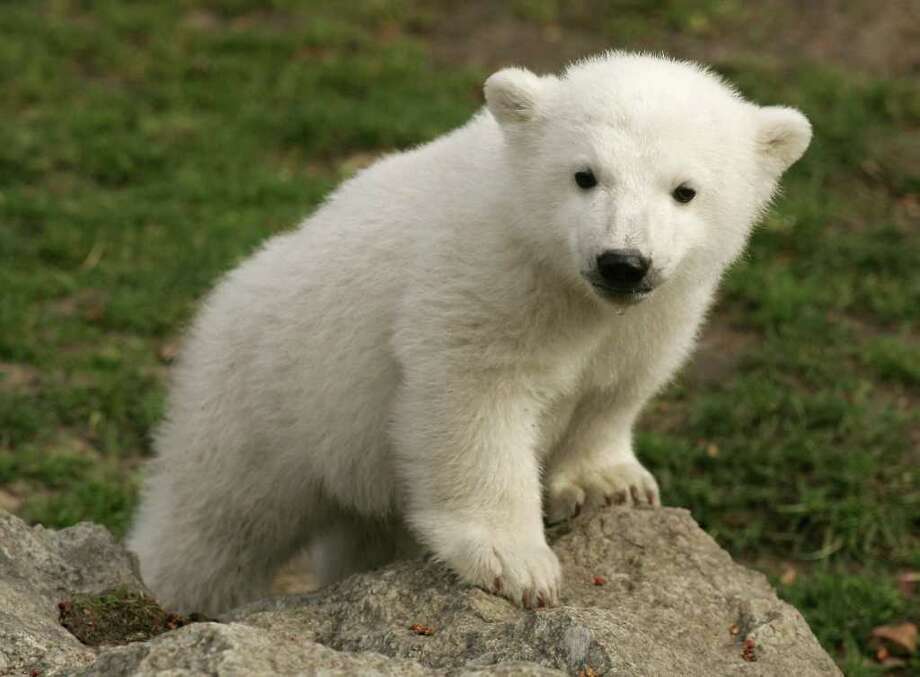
<box><xmin>128</xmin><ymin>52</ymin><xmax>811</xmax><ymax>615</ymax></box>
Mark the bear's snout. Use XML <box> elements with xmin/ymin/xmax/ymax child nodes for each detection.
<box><xmin>595</xmin><ymin>249</ymin><xmax>652</xmax><ymax>293</ymax></box>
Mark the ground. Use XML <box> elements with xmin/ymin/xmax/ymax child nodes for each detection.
<box><xmin>0</xmin><ymin>1</ymin><xmax>917</xmax><ymax>674</ymax></box>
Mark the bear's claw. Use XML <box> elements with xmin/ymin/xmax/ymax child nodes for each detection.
<box><xmin>546</xmin><ymin>458</ymin><xmax>660</xmax><ymax>523</ymax></box>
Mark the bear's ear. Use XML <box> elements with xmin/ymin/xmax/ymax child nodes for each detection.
<box><xmin>755</xmin><ymin>106</ymin><xmax>813</xmax><ymax>175</ymax></box>
<box><xmin>484</xmin><ymin>67</ymin><xmax>550</xmax><ymax>125</ymax></box>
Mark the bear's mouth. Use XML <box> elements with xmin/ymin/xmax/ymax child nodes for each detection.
<box><xmin>583</xmin><ymin>273</ymin><xmax>657</xmax><ymax>305</ymax></box>
<box><xmin>594</xmin><ymin>285</ymin><xmax>653</xmax><ymax>305</ymax></box>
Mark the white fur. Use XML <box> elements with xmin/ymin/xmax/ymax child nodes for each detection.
<box><xmin>128</xmin><ymin>52</ymin><xmax>811</xmax><ymax>615</ymax></box>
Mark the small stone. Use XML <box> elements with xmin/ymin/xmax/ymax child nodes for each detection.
<box><xmin>742</xmin><ymin>638</ymin><xmax>757</xmax><ymax>662</ymax></box>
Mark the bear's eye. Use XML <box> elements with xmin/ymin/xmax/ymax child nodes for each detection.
<box><xmin>574</xmin><ymin>170</ymin><xmax>597</xmax><ymax>190</ymax></box>
<box><xmin>672</xmin><ymin>184</ymin><xmax>696</xmax><ymax>204</ymax></box>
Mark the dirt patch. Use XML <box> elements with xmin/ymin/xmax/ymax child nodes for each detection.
<box><xmin>638</xmin><ymin>314</ymin><xmax>758</xmax><ymax>435</ymax></box>
<box><xmin>415</xmin><ymin>2</ymin><xmax>608</xmax><ymax>74</ymax></box>
<box><xmin>58</xmin><ymin>586</ymin><xmax>209</xmax><ymax>647</ymax></box>
<box><xmin>416</xmin><ymin>0</ymin><xmax>919</xmax><ymax>77</ymax></box>
<box><xmin>748</xmin><ymin>0</ymin><xmax>920</xmax><ymax>78</ymax></box>
<box><xmin>0</xmin><ymin>363</ymin><xmax>41</xmax><ymax>394</ymax></box>
<box><xmin>684</xmin><ymin>316</ymin><xmax>758</xmax><ymax>387</ymax></box>
<box><xmin>48</xmin><ymin>288</ymin><xmax>109</xmax><ymax>323</ymax></box>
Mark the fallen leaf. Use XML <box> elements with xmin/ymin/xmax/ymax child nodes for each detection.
<box><xmin>870</xmin><ymin>622</ymin><xmax>917</xmax><ymax>656</ymax></box>
<box><xmin>158</xmin><ymin>340</ymin><xmax>181</xmax><ymax>363</ymax></box>
<box><xmin>896</xmin><ymin>571</ymin><xmax>919</xmax><ymax>597</ymax></box>
<box><xmin>377</xmin><ymin>20</ymin><xmax>401</xmax><ymax>42</ymax></box>
<box><xmin>409</xmin><ymin>623</ymin><xmax>434</xmax><ymax>636</ymax></box>
<box><xmin>593</xmin><ymin>576</ymin><xmax>607</xmax><ymax>586</ymax></box>
<box><xmin>779</xmin><ymin>565</ymin><xmax>797</xmax><ymax>586</ymax></box>
<box><xmin>729</xmin><ymin>624</ymin><xmax>740</xmax><ymax>636</ymax></box>
<box><xmin>0</xmin><ymin>487</ymin><xmax>23</xmax><ymax>513</ymax></box>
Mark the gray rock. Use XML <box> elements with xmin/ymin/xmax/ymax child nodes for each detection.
<box><xmin>69</xmin><ymin>622</ymin><xmax>434</xmax><ymax>677</ymax></box>
<box><xmin>68</xmin><ymin>622</ymin><xmax>564</xmax><ymax>677</ymax></box>
<box><xmin>0</xmin><ymin>511</ymin><xmax>144</xmax><ymax>676</ymax></box>
<box><xmin>230</xmin><ymin>508</ymin><xmax>840</xmax><ymax>676</ymax></box>
<box><xmin>1</xmin><ymin>507</ymin><xmax>841</xmax><ymax>676</ymax></box>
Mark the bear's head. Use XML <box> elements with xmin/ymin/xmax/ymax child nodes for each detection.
<box><xmin>484</xmin><ymin>52</ymin><xmax>812</xmax><ymax>306</ymax></box>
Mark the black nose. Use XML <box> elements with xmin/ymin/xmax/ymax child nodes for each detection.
<box><xmin>596</xmin><ymin>249</ymin><xmax>651</xmax><ymax>290</ymax></box>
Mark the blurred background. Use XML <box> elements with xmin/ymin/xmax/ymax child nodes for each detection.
<box><xmin>0</xmin><ymin>1</ymin><xmax>917</xmax><ymax>673</ymax></box>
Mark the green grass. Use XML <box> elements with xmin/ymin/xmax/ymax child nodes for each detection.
<box><xmin>1</xmin><ymin>1</ymin><xmax>917</xmax><ymax>672</ymax></box>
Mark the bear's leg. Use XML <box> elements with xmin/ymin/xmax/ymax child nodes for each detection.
<box><xmin>128</xmin><ymin>466</ymin><xmax>321</xmax><ymax>616</ymax></box>
<box><xmin>544</xmin><ymin>391</ymin><xmax>660</xmax><ymax>524</ymax></box>
<box><xmin>391</xmin><ymin>371</ymin><xmax>561</xmax><ymax>609</ymax></box>
<box><xmin>309</xmin><ymin>512</ymin><xmax>422</xmax><ymax>586</ymax></box>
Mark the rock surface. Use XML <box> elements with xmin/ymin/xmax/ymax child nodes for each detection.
<box><xmin>0</xmin><ymin>507</ymin><xmax>841</xmax><ymax>676</ymax></box>
<box><xmin>0</xmin><ymin>512</ymin><xmax>144</xmax><ymax>675</ymax></box>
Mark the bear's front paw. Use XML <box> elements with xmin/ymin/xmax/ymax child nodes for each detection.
<box><xmin>448</xmin><ymin>536</ymin><xmax>561</xmax><ymax>609</ymax></box>
<box><xmin>546</xmin><ymin>459</ymin><xmax>660</xmax><ymax>523</ymax></box>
